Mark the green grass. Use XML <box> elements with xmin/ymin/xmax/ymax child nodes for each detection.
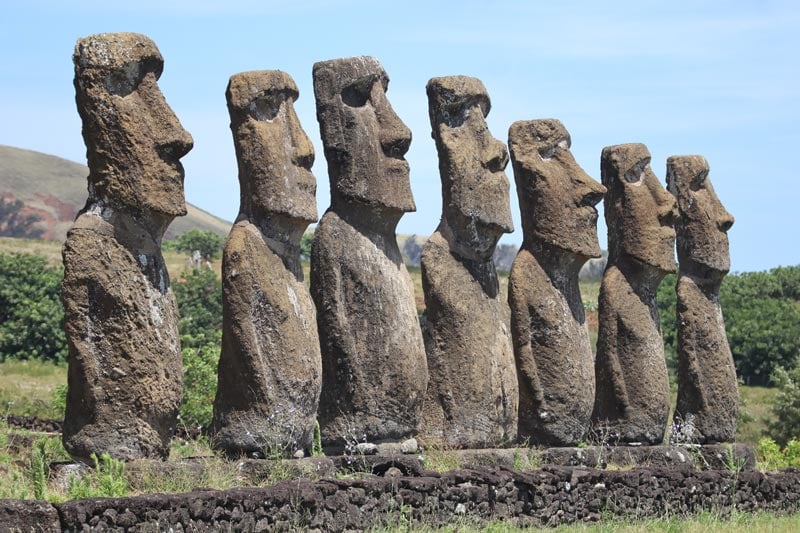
<box><xmin>0</xmin><ymin>359</ymin><xmax>66</xmax><ymax>419</ymax></box>
<box><xmin>371</xmin><ymin>511</ymin><xmax>800</xmax><ymax>532</ymax></box>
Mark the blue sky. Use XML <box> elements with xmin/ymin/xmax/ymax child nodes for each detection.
<box><xmin>1</xmin><ymin>0</ymin><xmax>798</xmax><ymax>272</ymax></box>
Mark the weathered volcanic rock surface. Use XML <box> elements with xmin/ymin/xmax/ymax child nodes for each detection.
<box><xmin>668</xmin><ymin>155</ymin><xmax>738</xmax><ymax>443</ymax></box>
<box><xmin>507</xmin><ymin>119</ymin><xmax>606</xmax><ymax>446</ymax></box>
<box><xmin>211</xmin><ymin>70</ymin><xmax>321</xmax><ymax>456</ymax></box>
<box><xmin>592</xmin><ymin>143</ymin><xmax>677</xmax><ymax>445</ymax></box>
<box><xmin>419</xmin><ymin>76</ymin><xmax>517</xmax><ymax>448</ymax></box>
<box><xmin>311</xmin><ymin>56</ymin><xmax>427</xmax><ymax>446</ymax></box>
<box><xmin>62</xmin><ymin>32</ymin><xmax>192</xmax><ymax>461</ymax></box>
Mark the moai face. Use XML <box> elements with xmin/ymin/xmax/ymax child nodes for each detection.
<box><xmin>73</xmin><ymin>33</ymin><xmax>193</xmax><ymax>218</ymax></box>
<box><xmin>312</xmin><ymin>56</ymin><xmax>415</xmax><ymax>212</ymax></box>
<box><xmin>427</xmin><ymin>76</ymin><xmax>513</xmax><ymax>259</ymax></box>
<box><xmin>508</xmin><ymin>119</ymin><xmax>606</xmax><ymax>259</ymax></box>
<box><xmin>602</xmin><ymin>143</ymin><xmax>677</xmax><ymax>273</ymax></box>
<box><xmin>667</xmin><ymin>155</ymin><xmax>734</xmax><ymax>275</ymax></box>
<box><xmin>227</xmin><ymin>71</ymin><xmax>317</xmax><ymax>224</ymax></box>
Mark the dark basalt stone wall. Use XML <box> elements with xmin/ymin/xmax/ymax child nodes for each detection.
<box><xmin>3</xmin><ymin>466</ymin><xmax>800</xmax><ymax>531</ymax></box>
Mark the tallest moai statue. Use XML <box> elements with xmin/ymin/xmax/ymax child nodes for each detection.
<box><xmin>311</xmin><ymin>57</ymin><xmax>428</xmax><ymax>447</ymax></box>
<box><xmin>62</xmin><ymin>33</ymin><xmax>193</xmax><ymax>461</ymax></box>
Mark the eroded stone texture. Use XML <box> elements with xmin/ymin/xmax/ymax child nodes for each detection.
<box><xmin>63</xmin><ymin>33</ymin><xmax>193</xmax><ymax>461</ymax></box>
<box><xmin>667</xmin><ymin>155</ymin><xmax>737</xmax><ymax>443</ymax></box>
<box><xmin>507</xmin><ymin>119</ymin><xmax>606</xmax><ymax>445</ymax></box>
<box><xmin>210</xmin><ymin>71</ymin><xmax>321</xmax><ymax>456</ymax></box>
<box><xmin>418</xmin><ymin>76</ymin><xmax>517</xmax><ymax>448</ymax></box>
<box><xmin>592</xmin><ymin>143</ymin><xmax>676</xmax><ymax>444</ymax></box>
<box><xmin>311</xmin><ymin>56</ymin><xmax>427</xmax><ymax>446</ymax></box>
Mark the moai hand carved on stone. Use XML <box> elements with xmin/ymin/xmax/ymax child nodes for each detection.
<box><xmin>418</xmin><ymin>76</ymin><xmax>517</xmax><ymax>448</ymax></box>
<box><xmin>311</xmin><ymin>56</ymin><xmax>428</xmax><ymax>447</ymax></box>
<box><xmin>62</xmin><ymin>33</ymin><xmax>193</xmax><ymax>461</ymax></box>
<box><xmin>210</xmin><ymin>71</ymin><xmax>322</xmax><ymax>457</ymax></box>
<box><xmin>592</xmin><ymin>143</ymin><xmax>677</xmax><ymax>445</ymax></box>
<box><xmin>668</xmin><ymin>155</ymin><xmax>737</xmax><ymax>443</ymax></box>
<box><xmin>507</xmin><ymin>119</ymin><xmax>606</xmax><ymax>446</ymax></box>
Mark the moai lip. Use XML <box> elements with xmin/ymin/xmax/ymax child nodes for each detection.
<box><xmin>210</xmin><ymin>70</ymin><xmax>322</xmax><ymax>457</ymax></box>
<box><xmin>668</xmin><ymin>155</ymin><xmax>738</xmax><ymax>443</ymax></box>
<box><xmin>418</xmin><ymin>76</ymin><xmax>518</xmax><ymax>448</ymax></box>
<box><xmin>310</xmin><ymin>56</ymin><xmax>428</xmax><ymax>447</ymax></box>
<box><xmin>62</xmin><ymin>33</ymin><xmax>192</xmax><ymax>461</ymax></box>
<box><xmin>507</xmin><ymin>119</ymin><xmax>606</xmax><ymax>446</ymax></box>
<box><xmin>592</xmin><ymin>143</ymin><xmax>676</xmax><ymax>445</ymax></box>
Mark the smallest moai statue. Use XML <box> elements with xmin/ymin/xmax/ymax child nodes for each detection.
<box><xmin>668</xmin><ymin>156</ymin><xmax>737</xmax><ymax>443</ymax></box>
<box><xmin>592</xmin><ymin>143</ymin><xmax>677</xmax><ymax>445</ymax></box>
<box><xmin>211</xmin><ymin>71</ymin><xmax>322</xmax><ymax>457</ymax></box>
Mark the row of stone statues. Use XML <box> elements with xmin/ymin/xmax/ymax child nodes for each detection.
<box><xmin>61</xmin><ymin>33</ymin><xmax>737</xmax><ymax>462</ymax></box>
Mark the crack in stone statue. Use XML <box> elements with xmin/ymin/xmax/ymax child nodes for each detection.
<box><xmin>667</xmin><ymin>155</ymin><xmax>737</xmax><ymax>443</ymax></box>
<box><xmin>311</xmin><ymin>56</ymin><xmax>428</xmax><ymax>447</ymax></box>
<box><xmin>418</xmin><ymin>76</ymin><xmax>517</xmax><ymax>448</ymax></box>
<box><xmin>507</xmin><ymin>119</ymin><xmax>606</xmax><ymax>446</ymax></box>
<box><xmin>210</xmin><ymin>71</ymin><xmax>322</xmax><ymax>457</ymax></box>
<box><xmin>592</xmin><ymin>143</ymin><xmax>677</xmax><ymax>445</ymax></box>
<box><xmin>62</xmin><ymin>33</ymin><xmax>193</xmax><ymax>461</ymax></box>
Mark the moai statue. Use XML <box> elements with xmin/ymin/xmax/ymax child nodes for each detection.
<box><xmin>210</xmin><ymin>71</ymin><xmax>322</xmax><ymax>457</ymax></box>
<box><xmin>311</xmin><ymin>56</ymin><xmax>428</xmax><ymax>447</ymax></box>
<box><xmin>62</xmin><ymin>33</ymin><xmax>193</xmax><ymax>461</ymax></box>
<box><xmin>592</xmin><ymin>143</ymin><xmax>677</xmax><ymax>445</ymax></box>
<box><xmin>419</xmin><ymin>76</ymin><xmax>518</xmax><ymax>448</ymax></box>
<box><xmin>507</xmin><ymin>120</ymin><xmax>606</xmax><ymax>446</ymax></box>
<box><xmin>668</xmin><ymin>156</ymin><xmax>737</xmax><ymax>443</ymax></box>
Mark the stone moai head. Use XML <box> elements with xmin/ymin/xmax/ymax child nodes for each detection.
<box><xmin>508</xmin><ymin>119</ymin><xmax>606</xmax><ymax>259</ymax></box>
<box><xmin>667</xmin><ymin>155</ymin><xmax>734</xmax><ymax>277</ymax></box>
<box><xmin>227</xmin><ymin>70</ymin><xmax>317</xmax><ymax>226</ymax></box>
<box><xmin>602</xmin><ymin>143</ymin><xmax>677</xmax><ymax>273</ymax></box>
<box><xmin>312</xmin><ymin>56</ymin><xmax>415</xmax><ymax>213</ymax></box>
<box><xmin>427</xmin><ymin>76</ymin><xmax>513</xmax><ymax>260</ymax></box>
<box><xmin>73</xmin><ymin>33</ymin><xmax>193</xmax><ymax>223</ymax></box>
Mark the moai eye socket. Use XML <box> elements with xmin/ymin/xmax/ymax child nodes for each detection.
<box><xmin>341</xmin><ymin>76</ymin><xmax>375</xmax><ymax>108</ymax></box>
<box><xmin>624</xmin><ymin>157</ymin><xmax>650</xmax><ymax>184</ymax></box>
<box><xmin>690</xmin><ymin>169</ymin><xmax>709</xmax><ymax>192</ymax></box>
<box><xmin>250</xmin><ymin>91</ymin><xmax>287</xmax><ymax>121</ymax></box>
<box><xmin>103</xmin><ymin>62</ymin><xmax>147</xmax><ymax>97</ymax></box>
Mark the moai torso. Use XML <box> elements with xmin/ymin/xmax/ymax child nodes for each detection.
<box><xmin>668</xmin><ymin>155</ymin><xmax>737</xmax><ymax>443</ymax></box>
<box><xmin>507</xmin><ymin>120</ymin><xmax>606</xmax><ymax>445</ymax></box>
<box><xmin>311</xmin><ymin>57</ymin><xmax>427</xmax><ymax>447</ymax></box>
<box><xmin>62</xmin><ymin>33</ymin><xmax>193</xmax><ymax>461</ymax></box>
<box><xmin>211</xmin><ymin>71</ymin><xmax>322</xmax><ymax>457</ymax></box>
<box><xmin>592</xmin><ymin>143</ymin><xmax>676</xmax><ymax>445</ymax></box>
<box><xmin>419</xmin><ymin>76</ymin><xmax>517</xmax><ymax>448</ymax></box>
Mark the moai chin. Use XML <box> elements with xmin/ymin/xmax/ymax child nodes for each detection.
<box><xmin>418</xmin><ymin>76</ymin><xmax>518</xmax><ymax>448</ymax></box>
<box><xmin>311</xmin><ymin>56</ymin><xmax>428</xmax><ymax>447</ymax></box>
<box><xmin>667</xmin><ymin>155</ymin><xmax>737</xmax><ymax>443</ymax></box>
<box><xmin>507</xmin><ymin>119</ymin><xmax>606</xmax><ymax>446</ymax></box>
<box><xmin>210</xmin><ymin>71</ymin><xmax>322</xmax><ymax>457</ymax></box>
<box><xmin>62</xmin><ymin>33</ymin><xmax>193</xmax><ymax>461</ymax></box>
<box><xmin>592</xmin><ymin>143</ymin><xmax>677</xmax><ymax>445</ymax></box>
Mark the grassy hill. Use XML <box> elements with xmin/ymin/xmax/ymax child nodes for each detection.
<box><xmin>0</xmin><ymin>145</ymin><xmax>231</xmax><ymax>241</ymax></box>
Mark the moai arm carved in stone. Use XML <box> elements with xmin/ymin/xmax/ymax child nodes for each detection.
<box><xmin>210</xmin><ymin>71</ymin><xmax>322</xmax><ymax>457</ymax></box>
<box><xmin>311</xmin><ymin>56</ymin><xmax>428</xmax><ymax>448</ymax></box>
<box><xmin>592</xmin><ymin>143</ymin><xmax>677</xmax><ymax>445</ymax></box>
<box><xmin>507</xmin><ymin>119</ymin><xmax>606</xmax><ymax>446</ymax></box>
<box><xmin>63</xmin><ymin>33</ymin><xmax>193</xmax><ymax>461</ymax></box>
<box><xmin>418</xmin><ymin>76</ymin><xmax>518</xmax><ymax>448</ymax></box>
<box><xmin>667</xmin><ymin>155</ymin><xmax>737</xmax><ymax>443</ymax></box>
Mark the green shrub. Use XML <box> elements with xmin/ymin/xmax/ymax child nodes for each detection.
<box><xmin>0</xmin><ymin>252</ymin><xmax>66</xmax><ymax>363</ymax></box>
<box><xmin>173</xmin><ymin>267</ymin><xmax>222</xmax><ymax>348</ymax></box>
<box><xmin>167</xmin><ymin>229</ymin><xmax>224</xmax><ymax>261</ymax></box>
<box><xmin>757</xmin><ymin>437</ymin><xmax>800</xmax><ymax>470</ymax></box>
<box><xmin>180</xmin><ymin>332</ymin><xmax>221</xmax><ymax>430</ymax></box>
<box><xmin>67</xmin><ymin>453</ymin><xmax>128</xmax><ymax>500</ymax></box>
<box><xmin>767</xmin><ymin>361</ymin><xmax>800</xmax><ymax>445</ymax></box>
